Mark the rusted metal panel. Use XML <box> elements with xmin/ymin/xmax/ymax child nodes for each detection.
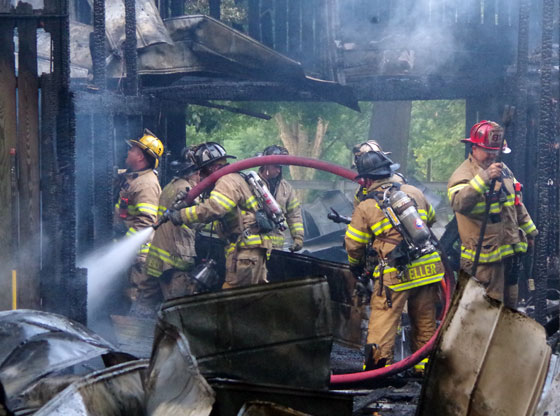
<box><xmin>160</xmin><ymin>277</ymin><xmax>333</xmax><ymax>390</ymax></box>
<box><xmin>16</xmin><ymin>9</ymin><xmax>41</xmax><ymax>309</ymax></box>
<box><xmin>417</xmin><ymin>273</ymin><xmax>551</xmax><ymax>416</ymax></box>
<box><xmin>0</xmin><ymin>20</ymin><xmax>17</xmax><ymax>311</ymax></box>
<box><xmin>209</xmin><ymin>379</ymin><xmax>353</xmax><ymax>416</ymax></box>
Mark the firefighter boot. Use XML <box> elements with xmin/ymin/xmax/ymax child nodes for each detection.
<box><xmin>363</xmin><ymin>343</ymin><xmax>387</xmax><ymax>371</ymax></box>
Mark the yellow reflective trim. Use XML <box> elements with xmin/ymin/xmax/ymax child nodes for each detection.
<box><xmin>371</xmin><ymin>218</ymin><xmax>392</xmax><ymax>236</ymax></box>
<box><xmin>447</xmin><ymin>183</ymin><xmax>468</xmax><ymax>201</ymax></box>
<box><xmin>469</xmin><ymin>174</ymin><xmax>488</xmax><ymax>194</ymax></box>
<box><xmin>125</xmin><ymin>227</ymin><xmax>137</xmax><ymax>237</ymax></box>
<box><xmin>245</xmin><ymin>195</ymin><xmax>259</xmax><ymax>210</ymax></box>
<box><xmin>225</xmin><ymin>243</ymin><xmax>236</xmax><ymax>255</ymax></box>
<box><xmin>184</xmin><ymin>206</ymin><xmax>199</xmax><ymax>223</ymax></box>
<box><xmin>345</xmin><ymin>225</ymin><xmax>371</xmax><ymax>244</ymax></box>
<box><xmin>514</xmin><ymin>242</ymin><xmax>528</xmax><ymax>253</ymax></box>
<box><xmin>348</xmin><ymin>255</ymin><xmax>361</xmax><ymax>265</ymax></box>
<box><xmin>210</xmin><ymin>190</ymin><xmax>236</xmax><ymax>210</ymax></box>
<box><xmin>461</xmin><ymin>244</ymin><xmax>515</xmax><ymax>263</ymax></box>
<box><xmin>389</xmin><ymin>273</ymin><xmax>444</xmax><ymax>291</ymax></box>
<box><xmin>520</xmin><ymin>220</ymin><xmax>537</xmax><ymax>234</ymax></box>
<box><xmin>136</xmin><ymin>203</ymin><xmax>158</xmax><ymax>214</ymax></box>
<box><xmin>287</xmin><ymin>200</ymin><xmax>300</xmax><ymax>211</ymax></box>
<box><xmin>427</xmin><ymin>205</ymin><xmax>435</xmax><ymax>221</ymax></box>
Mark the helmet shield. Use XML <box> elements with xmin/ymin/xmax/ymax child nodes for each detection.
<box><xmin>194</xmin><ymin>142</ymin><xmax>236</xmax><ymax>169</ymax></box>
<box><xmin>462</xmin><ymin>120</ymin><xmax>504</xmax><ymax>151</ymax></box>
<box><xmin>355</xmin><ymin>151</ymin><xmax>400</xmax><ymax>179</ymax></box>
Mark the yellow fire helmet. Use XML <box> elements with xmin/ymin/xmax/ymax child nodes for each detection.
<box><xmin>127</xmin><ymin>128</ymin><xmax>164</xmax><ymax>168</ymax></box>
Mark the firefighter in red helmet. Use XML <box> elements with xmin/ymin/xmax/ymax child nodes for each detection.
<box><xmin>448</xmin><ymin>121</ymin><xmax>537</xmax><ymax>304</ymax></box>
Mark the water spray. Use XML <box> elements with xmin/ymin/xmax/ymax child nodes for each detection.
<box><xmin>80</xmin><ymin>227</ymin><xmax>153</xmax><ymax>320</ymax></box>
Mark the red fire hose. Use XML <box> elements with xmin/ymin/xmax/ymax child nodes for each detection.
<box><xmin>184</xmin><ymin>155</ymin><xmax>452</xmax><ymax>384</ymax></box>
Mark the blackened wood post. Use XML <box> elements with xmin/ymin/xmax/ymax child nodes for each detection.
<box><xmin>92</xmin><ymin>0</ymin><xmax>106</xmax><ymax>89</ymax></box>
<box><xmin>534</xmin><ymin>0</ymin><xmax>555</xmax><ymax>325</ymax></box>
<box><xmin>0</xmin><ymin>20</ymin><xmax>17</xmax><ymax>310</ymax></box>
<box><xmin>301</xmin><ymin>0</ymin><xmax>314</xmax><ymax>68</ymax></box>
<box><xmin>124</xmin><ymin>0</ymin><xmax>138</xmax><ymax>96</ymax></box>
<box><xmin>16</xmin><ymin>4</ymin><xmax>41</xmax><ymax>309</ymax></box>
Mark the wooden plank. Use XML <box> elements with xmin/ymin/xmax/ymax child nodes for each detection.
<box><xmin>274</xmin><ymin>0</ymin><xmax>288</xmax><ymax>53</ymax></box>
<box><xmin>0</xmin><ymin>20</ymin><xmax>16</xmax><ymax>311</ymax></box>
<box><xmin>248</xmin><ymin>0</ymin><xmax>260</xmax><ymax>41</ymax></box>
<box><xmin>287</xmin><ymin>0</ymin><xmax>301</xmax><ymax>59</ymax></box>
<box><xmin>16</xmin><ymin>15</ymin><xmax>41</xmax><ymax>309</ymax></box>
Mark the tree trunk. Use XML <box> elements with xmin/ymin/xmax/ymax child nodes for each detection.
<box><xmin>369</xmin><ymin>101</ymin><xmax>412</xmax><ymax>174</ymax></box>
<box><xmin>274</xmin><ymin>114</ymin><xmax>329</xmax><ymax>200</ymax></box>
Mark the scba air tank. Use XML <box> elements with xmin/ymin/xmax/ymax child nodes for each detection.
<box><xmin>389</xmin><ymin>190</ymin><xmax>431</xmax><ymax>246</ymax></box>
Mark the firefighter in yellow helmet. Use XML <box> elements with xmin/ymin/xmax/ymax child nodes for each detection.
<box><xmin>345</xmin><ymin>150</ymin><xmax>442</xmax><ymax>370</ymax></box>
<box><xmin>257</xmin><ymin>145</ymin><xmax>304</xmax><ymax>252</ymax></box>
<box><xmin>165</xmin><ymin>142</ymin><xmax>277</xmax><ymax>288</ymax></box>
<box><xmin>447</xmin><ymin>121</ymin><xmax>537</xmax><ymax>303</ymax></box>
<box><xmin>114</xmin><ymin>128</ymin><xmax>163</xmax><ymax>314</ymax></box>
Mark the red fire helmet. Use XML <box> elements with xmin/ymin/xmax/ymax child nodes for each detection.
<box><xmin>462</xmin><ymin>120</ymin><xmax>510</xmax><ymax>153</ymax></box>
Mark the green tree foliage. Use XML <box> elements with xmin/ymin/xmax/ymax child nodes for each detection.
<box><xmin>408</xmin><ymin>100</ymin><xmax>466</xmax><ymax>182</ymax></box>
<box><xmin>185</xmin><ymin>99</ymin><xmax>465</xmax><ymax>185</ymax></box>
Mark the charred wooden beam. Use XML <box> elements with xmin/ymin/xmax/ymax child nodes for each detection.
<box><xmin>0</xmin><ymin>19</ymin><xmax>17</xmax><ymax>310</ymax></box>
<box><xmin>17</xmin><ymin>3</ymin><xmax>41</xmax><ymax>309</ymax></box>
<box><xmin>73</xmin><ymin>90</ymin><xmax>159</xmax><ymax>115</ymax></box>
<box><xmin>534</xmin><ymin>0</ymin><xmax>555</xmax><ymax>325</ymax></box>
<box><xmin>124</xmin><ymin>0</ymin><xmax>138</xmax><ymax>96</ymax></box>
<box><xmin>190</xmin><ymin>100</ymin><xmax>272</xmax><ymax>120</ymax></box>
<box><xmin>92</xmin><ymin>0</ymin><xmax>106</xmax><ymax>89</ymax></box>
<box><xmin>513</xmin><ymin>0</ymin><xmax>530</xmax><ymax>184</ymax></box>
<box><xmin>260</xmin><ymin>0</ymin><xmax>273</xmax><ymax>47</ymax></box>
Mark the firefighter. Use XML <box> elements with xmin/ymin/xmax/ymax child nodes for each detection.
<box><xmin>114</xmin><ymin>128</ymin><xmax>163</xmax><ymax>312</ymax></box>
<box><xmin>447</xmin><ymin>120</ymin><xmax>537</xmax><ymax>302</ymax></box>
<box><xmin>352</xmin><ymin>140</ymin><xmax>404</xmax><ymax>208</ymax></box>
<box><xmin>257</xmin><ymin>145</ymin><xmax>304</xmax><ymax>251</ymax></box>
<box><xmin>345</xmin><ymin>150</ymin><xmax>444</xmax><ymax>369</ymax></box>
<box><xmin>146</xmin><ymin>146</ymin><xmax>201</xmax><ymax>301</ymax></box>
<box><xmin>167</xmin><ymin>142</ymin><xmax>274</xmax><ymax>288</ymax></box>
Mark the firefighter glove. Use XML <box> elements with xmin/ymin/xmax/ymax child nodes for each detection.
<box><xmin>167</xmin><ymin>209</ymin><xmax>184</xmax><ymax>226</ymax></box>
<box><xmin>289</xmin><ymin>237</ymin><xmax>304</xmax><ymax>252</ymax></box>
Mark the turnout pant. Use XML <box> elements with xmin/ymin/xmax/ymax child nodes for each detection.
<box><xmin>223</xmin><ymin>247</ymin><xmax>268</xmax><ymax>289</ymax></box>
<box><xmin>461</xmin><ymin>259</ymin><xmax>504</xmax><ymax>301</ymax></box>
<box><xmin>367</xmin><ymin>281</ymin><xmax>438</xmax><ymax>367</ymax></box>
